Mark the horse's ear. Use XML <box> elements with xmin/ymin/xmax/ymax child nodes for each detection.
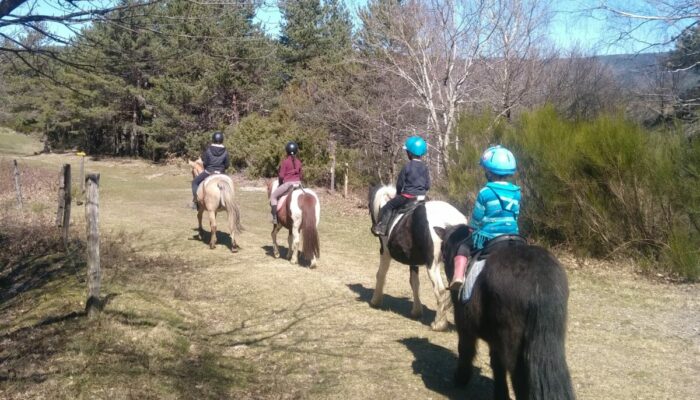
<box><xmin>433</xmin><ymin>226</ymin><xmax>447</xmax><ymax>240</ymax></box>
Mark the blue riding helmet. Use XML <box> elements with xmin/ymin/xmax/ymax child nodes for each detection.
<box><xmin>480</xmin><ymin>145</ymin><xmax>517</xmax><ymax>175</ymax></box>
<box><xmin>403</xmin><ymin>136</ymin><xmax>427</xmax><ymax>157</ymax></box>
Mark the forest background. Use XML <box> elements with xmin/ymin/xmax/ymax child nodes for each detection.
<box><xmin>1</xmin><ymin>0</ymin><xmax>698</xmax><ymax>280</ymax></box>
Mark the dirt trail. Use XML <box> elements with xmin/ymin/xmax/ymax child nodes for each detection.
<box><xmin>2</xmin><ymin>153</ymin><xmax>699</xmax><ymax>399</ymax></box>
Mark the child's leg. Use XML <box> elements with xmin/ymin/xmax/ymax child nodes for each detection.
<box><xmin>373</xmin><ymin>196</ymin><xmax>408</xmax><ymax>235</ymax></box>
<box><xmin>449</xmin><ymin>241</ymin><xmax>470</xmax><ymax>290</ymax></box>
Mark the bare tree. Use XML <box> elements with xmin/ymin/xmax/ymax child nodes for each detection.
<box><xmin>359</xmin><ymin>0</ymin><xmax>500</xmax><ymax>177</ymax></box>
<box><xmin>540</xmin><ymin>49</ymin><xmax>623</xmax><ymax>119</ymax></box>
<box><xmin>587</xmin><ymin>0</ymin><xmax>699</xmax><ymax>57</ymax></box>
<box><xmin>481</xmin><ymin>0</ymin><xmax>554</xmax><ymax>121</ymax></box>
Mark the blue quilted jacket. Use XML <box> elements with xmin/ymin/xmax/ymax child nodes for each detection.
<box><xmin>468</xmin><ymin>181</ymin><xmax>521</xmax><ymax>250</ymax></box>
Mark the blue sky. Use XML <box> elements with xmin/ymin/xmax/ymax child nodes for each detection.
<box><xmin>6</xmin><ymin>0</ymin><xmax>686</xmax><ymax>55</ymax></box>
<box><xmin>253</xmin><ymin>0</ymin><xmax>683</xmax><ymax>55</ymax></box>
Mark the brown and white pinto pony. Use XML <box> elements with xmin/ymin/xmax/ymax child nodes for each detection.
<box><xmin>189</xmin><ymin>159</ymin><xmax>243</xmax><ymax>252</ymax></box>
<box><xmin>266</xmin><ymin>180</ymin><xmax>320</xmax><ymax>268</ymax></box>
<box><xmin>368</xmin><ymin>185</ymin><xmax>467</xmax><ymax>331</ymax></box>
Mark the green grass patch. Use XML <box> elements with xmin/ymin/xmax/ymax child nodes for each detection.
<box><xmin>0</xmin><ymin>127</ymin><xmax>43</xmax><ymax>156</ymax></box>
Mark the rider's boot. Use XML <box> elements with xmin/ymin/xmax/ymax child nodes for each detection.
<box><xmin>191</xmin><ymin>195</ymin><xmax>198</xmax><ymax>210</ymax></box>
<box><xmin>371</xmin><ymin>211</ymin><xmax>391</xmax><ymax>236</ymax></box>
<box><xmin>449</xmin><ymin>255</ymin><xmax>468</xmax><ymax>290</ymax></box>
<box><xmin>271</xmin><ymin>205</ymin><xmax>278</xmax><ymax>225</ymax></box>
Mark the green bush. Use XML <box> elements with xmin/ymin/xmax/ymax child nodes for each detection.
<box><xmin>449</xmin><ymin>106</ymin><xmax>699</xmax><ymax>281</ymax></box>
<box><xmin>225</xmin><ymin>111</ymin><xmax>330</xmax><ymax>184</ymax></box>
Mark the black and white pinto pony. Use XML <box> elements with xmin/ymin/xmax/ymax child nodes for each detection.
<box><xmin>435</xmin><ymin>224</ymin><xmax>575</xmax><ymax>400</ymax></box>
<box><xmin>267</xmin><ymin>180</ymin><xmax>320</xmax><ymax>268</ymax></box>
<box><xmin>368</xmin><ymin>185</ymin><xmax>467</xmax><ymax>331</ymax></box>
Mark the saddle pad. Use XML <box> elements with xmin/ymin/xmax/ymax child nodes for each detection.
<box><xmin>276</xmin><ymin>194</ymin><xmax>289</xmax><ymax>213</ymax></box>
<box><xmin>459</xmin><ymin>259</ymin><xmax>486</xmax><ymax>304</ymax></box>
<box><xmin>202</xmin><ymin>173</ymin><xmax>233</xmax><ymax>187</ymax></box>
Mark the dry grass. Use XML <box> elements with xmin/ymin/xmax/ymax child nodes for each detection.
<box><xmin>1</xmin><ymin>130</ymin><xmax>698</xmax><ymax>399</ymax></box>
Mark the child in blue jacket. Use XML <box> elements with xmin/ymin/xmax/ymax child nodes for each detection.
<box><xmin>449</xmin><ymin>145</ymin><xmax>521</xmax><ymax>290</ymax></box>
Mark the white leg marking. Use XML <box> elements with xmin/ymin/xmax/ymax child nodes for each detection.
<box><xmin>370</xmin><ymin>247</ymin><xmax>391</xmax><ymax>307</ymax></box>
<box><xmin>409</xmin><ymin>267</ymin><xmax>423</xmax><ymax>318</ymax></box>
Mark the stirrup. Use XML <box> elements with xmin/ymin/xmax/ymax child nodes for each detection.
<box><xmin>449</xmin><ymin>279</ymin><xmax>464</xmax><ymax>291</ymax></box>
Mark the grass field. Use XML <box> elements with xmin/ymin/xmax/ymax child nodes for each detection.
<box><xmin>1</xmin><ymin>129</ymin><xmax>698</xmax><ymax>399</ymax></box>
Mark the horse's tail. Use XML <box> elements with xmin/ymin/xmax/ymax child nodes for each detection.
<box><xmin>520</xmin><ymin>261</ymin><xmax>575</xmax><ymax>400</ymax></box>
<box><xmin>218</xmin><ymin>181</ymin><xmax>243</xmax><ymax>234</ymax></box>
<box><xmin>299</xmin><ymin>193</ymin><xmax>320</xmax><ymax>260</ymax></box>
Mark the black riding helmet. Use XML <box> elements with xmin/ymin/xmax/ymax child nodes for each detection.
<box><xmin>285</xmin><ymin>141</ymin><xmax>298</xmax><ymax>155</ymax></box>
<box><xmin>212</xmin><ymin>131</ymin><xmax>224</xmax><ymax>144</ymax></box>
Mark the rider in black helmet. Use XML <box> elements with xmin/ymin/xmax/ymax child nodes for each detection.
<box><xmin>191</xmin><ymin>131</ymin><xmax>230</xmax><ymax>209</ymax></box>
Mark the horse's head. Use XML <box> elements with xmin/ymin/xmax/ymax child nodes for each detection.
<box><xmin>189</xmin><ymin>158</ymin><xmax>204</xmax><ymax>178</ymax></box>
<box><xmin>266</xmin><ymin>179</ymin><xmax>279</xmax><ymax>199</ymax></box>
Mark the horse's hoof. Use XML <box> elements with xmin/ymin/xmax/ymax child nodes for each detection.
<box><xmin>309</xmin><ymin>262</ymin><xmax>317</xmax><ymax>269</ymax></box>
<box><xmin>369</xmin><ymin>297</ymin><xmax>382</xmax><ymax>308</ymax></box>
<box><xmin>431</xmin><ymin>320</ymin><xmax>448</xmax><ymax>332</ymax></box>
<box><xmin>454</xmin><ymin>366</ymin><xmax>472</xmax><ymax>387</ymax></box>
<box><xmin>289</xmin><ymin>259</ymin><xmax>298</xmax><ymax>265</ymax></box>
<box><xmin>210</xmin><ymin>244</ymin><xmax>216</xmax><ymax>250</ymax></box>
<box><xmin>410</xmin><ymin>307</ymin><xmax>423</xmax><ymax>319</ymax></box>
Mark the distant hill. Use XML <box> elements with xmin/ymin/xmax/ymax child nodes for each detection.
<box><xmin>595</xmin><ymin>52</ymin><xmax>700</xmax><ymax>93</ymax></box>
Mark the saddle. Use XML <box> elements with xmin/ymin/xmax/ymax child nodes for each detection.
<box><xmin>196</xmin><ymin>172</ymin><xmax>233</xmax><ymax>201</ymax></box>
<box><xmin>386</xmin><ymin>196</ymin><xmax>426</xmax><ymax>236</ymax></box>
<box><xmin>459</xmin><ymin>234</ymin><xmax>527</xmax><ymax>304</ymax></box>
<box><xmin>275</xmin><ymin>183</ymin><xmax>302</xmax><ymax>214</ymax></box>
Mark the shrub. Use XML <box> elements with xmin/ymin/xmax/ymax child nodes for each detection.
<box><xmin>225</xmin><ymin>111</ymin><xmax>330</xmax><ymax>184</ymax></box>
<box><xmin>449</xmin><ymin>106</ymin><xmax>699</xmax><ymax>280</ymax></box>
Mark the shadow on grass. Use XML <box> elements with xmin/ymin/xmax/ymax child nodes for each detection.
<box><xmin>261</xmin><ymin>245</ymin><xmax>316</xmax><ymax>268</ymax></box>
<box><xmin>346</xmin><ymin>283</ymin><xmax>437</xmax><ymax>328</ymax></box>
<box><xmin>399</xmin><ymin>337</ymin><xmax>493</xmax><ymax>400</ymax></box>
<box><xmin>190</xmin><ymin>228</ymin><xmax>237</xmax><ymax>252</ymax></box>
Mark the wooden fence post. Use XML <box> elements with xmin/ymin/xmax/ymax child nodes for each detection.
<box><xmin>343</xmin><ymin>162</ymin><xmax>348</xmax><ymax>199</ymax></box>
<box><xmin>329</xmin><ymin>140</ymin><xmax>336</xmax><ymax>193</ymax></box>
<box><xmin>85</xmin><ymin>173</ymin><xmax>101</xmax><ymax>318</ymax></box>
<box><xmin>62</xmin><ymin>164</ymin><xmax>71</xmax><ymax>247</ymax></box>
<box><xmin>79</xmin><ymin>155</ymin><xmax>85</xmax><ymax>192</ymax></box>
<box><xmin>56</xmin><ymin>165</ymin><xmax>66</xmax><ymax>226</ymax></box>
<box><xmin>13</xmin><ymin>160</ymin><xmax>23</xmax><ymax>210</ymax></box>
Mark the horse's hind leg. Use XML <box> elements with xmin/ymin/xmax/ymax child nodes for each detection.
<box><xmin>409</xmin><ymin>265</ymin><xmax>422</xmax><ymax>318</ymax></box>
<box><xmin>455</xmin><ymin>328</ymin><xmax>478</xmax><ymax>387</ymax></box>
<box><xmin>427</xmin><ymin>260</ymin><xmax>449</xmax><ymax>331</ymax></box>
<box><xmin>489</xmin><ymin>349</ymin><xmax>510</xmax><ymax>400</ymax></box>
<box><xmin>208</xmin><ymin>210</ymin><xmax>217</xmax><ymax>249</ymax></box>
<box><xmin>288</xmin><ymin>228</ymin><xmax>299</xmax><ymax>264</ymax></box>
<box><xmin>370</xmin><ymin>248</ymin><xmax>391</xmax><ymax>308</ymax></box>
<box><xmin>197</xmin><ymin>208</ymin><xmax>204</xmax><ymax>238</ymax></box>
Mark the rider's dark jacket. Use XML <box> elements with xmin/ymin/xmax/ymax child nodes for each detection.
<box><xmin>396</xmin><ymin>159</ymin><xmax>430</xmax><ymax>197</ymax></box>
<box><xmin>202</xmin><ymin>144</ymin><xmax>230</xmax><ymax>173</ymax></box>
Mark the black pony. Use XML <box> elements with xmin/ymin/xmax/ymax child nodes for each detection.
<box><xmin>434</xmin><ymin>225</ymin><xmax>575</xmax><ymax>400</ymax></box>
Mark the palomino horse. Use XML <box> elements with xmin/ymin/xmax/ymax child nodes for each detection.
<box><xmin>435</xmin><ymin>224</ymin><xmax>574</xmax><ymax>400</ymax></box>
<box><xmin>266</xmin><ymin>180</ymin><xmax>320</xmax><ymax>268</ymax></box>
<box><xmin>189</xmin><ymin>159</ymin><xmax>243</xmax><ymax>252</ymax></box>
<box><xmin>368</xmin><ymin>185</ymin><xmax>467</xmax><ymax>331</ymax></box>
